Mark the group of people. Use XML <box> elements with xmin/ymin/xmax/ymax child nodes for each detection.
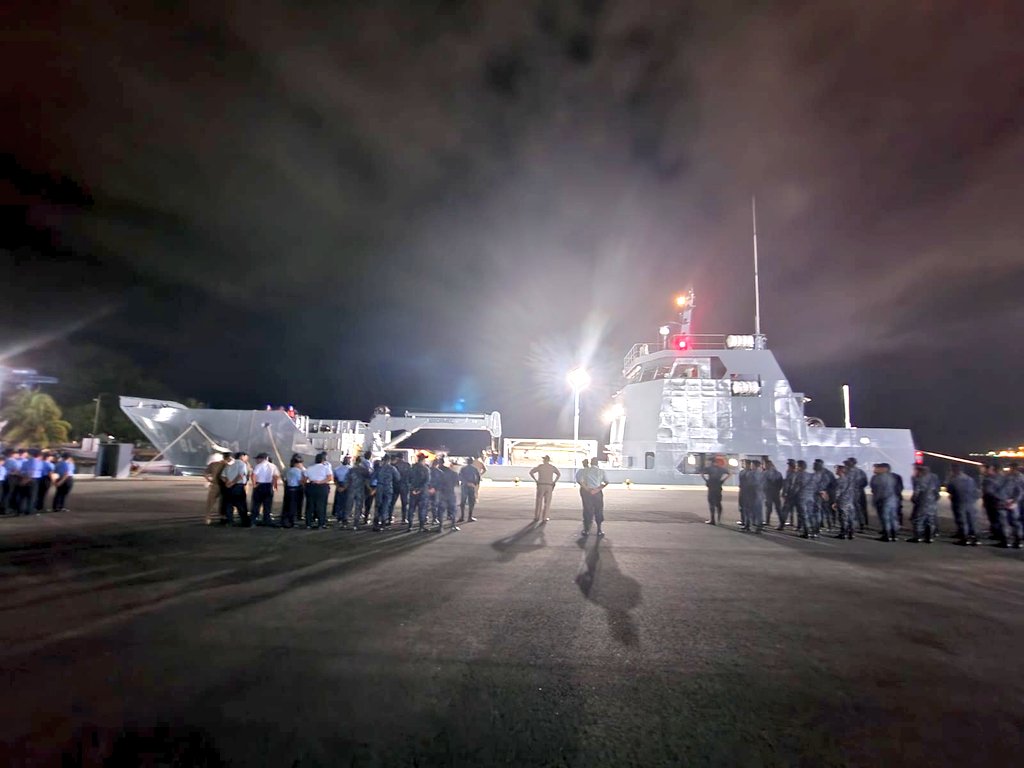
<box><xmin>698</xmin><ymin>455</ymin><xmax>1024</xmax><ymax>548</ymax></box>
<box><xmin>204</xmin><ymin>450</ymin><xmax>485</xmax><ymax>532</ymax></box>
<box><xmin>0</xmin><ymin>447</ymin><xmax>77</xmax><ymax>516</ymax></box>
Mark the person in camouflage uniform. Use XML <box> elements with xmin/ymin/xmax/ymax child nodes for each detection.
<box><xmin>946</xmin><ymin>464</ymin><xmax>979</xmax><ymax>546</ymax></box>
<box><xmin>371</xmin><ymin>455</ymin><xmax>400</xmax><ymax>532</ymax></box>
<box><xmin>833</xmin><ymin>464</ymin><xmax>858</xmax><ymax>539</ymax></box>
<box><xmin>844</xmin><ymin>457</ymin><xmax>869</xmax><ymax>531</ymax></box>
<box><xmin>780</xmin><ymin>459</ymin><xmax>798</xmax><ymax>530</ymax></box>
<box><xmin>406</xmin><ymin>453</ymin><xmax>431</xmax><ymax>532</ymax></box>
<box><xmin>909</xmin><ymin>465</ymin><xmax>941</xmax><ymax>543</ymax></box>
<box><xmin>795</xmin><ymin>460</ymin><xmax>819</xmax><ymax>538</ymax></box>
<box><xmin>762</xmin><ymin>460</ymin><xmax>783</xmax><ymax>528</ymax></box>
<box><xmin>870</xmin><ymin>463</ymin><xmax>900</xmax><ymax>542</ymax></box>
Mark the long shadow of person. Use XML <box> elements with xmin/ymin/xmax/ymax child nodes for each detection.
<box><xmin>575</xmin><ymin>538</ymin><xmax>642</xmax><ymax>647</ymax></box>
<box><xmin>491</xmin><ymin>523</ymin><xmax>547</xmax><ymax>562</ymax></box>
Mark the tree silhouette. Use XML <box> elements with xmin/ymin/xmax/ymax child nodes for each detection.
<box><xmin>1</xmin><ymin>390</ymin><xmax>71</xmax><ymax>446</ymax></box>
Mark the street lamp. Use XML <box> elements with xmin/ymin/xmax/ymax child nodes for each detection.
<box><xmin>567</xmin><ymin>367</ymin><xmax>591</xmax><ymax>481</ymax></box>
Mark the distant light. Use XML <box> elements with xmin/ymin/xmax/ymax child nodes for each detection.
<box><xmin>726</xmin><ymin>334</ymin><xmax>755</xmax><ymax>350</ymax></box>
<box><xmin>670</xmin><ymin>335</ymin><xmax>689</xmax><ymax>350</ymax></box>
<box><xmin>686</xmin><ymin>455</ymin><xmax>697</xmax><ymax>465</ymax></box>
<box><xmin>914</xmin><ymin>450</ymin><xmax>924</xmax><ymax>465</ymax></box>
<box><xmin>567</xmin><ymin>367</ymin><xmax>591</xmax><ymax>391</ymax></box>
<box><xmin>727</xmin><ymin>457</ymin><xmax>739</xmax><ymax>467</ymax></box>
<box><xmin>675</xmin><ymin>295</ymin><xmax>688</xmax><ymax>308</ymax></box>
<box><xmin>659</xmin><ymin>325</ymin><xmax>671</xmax><ymax>337</ymax></box>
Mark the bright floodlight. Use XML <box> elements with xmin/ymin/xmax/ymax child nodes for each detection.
<box><xmin>567</xmin><ymin>367</ymin><xmax>591</xmax><ymax>391</ymax></box>
<box><xmin>675</xmin><ymin>294</ymin><xmax>688</xmax><ymax>308</ymax></box>
<box><xmin>658</xmin><ymin>325</ymin><xmax>671</xmax><ymax>336</ymax></box>
<box><xmin>603</xmin><ymin>403</ymin><xmax>625</xmax><ymax>423</ymax></box>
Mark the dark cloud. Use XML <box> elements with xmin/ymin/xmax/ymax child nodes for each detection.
<box><xmin>3</xmin><ymin>0</ymin><xmax>1023</xmax><ymax>453</ymax></box>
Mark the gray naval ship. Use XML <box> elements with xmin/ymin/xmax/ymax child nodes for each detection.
<box><xmin>600</xmin><ymin>291</ymin><xmax>917</xmax><ymax>483</ymax></box>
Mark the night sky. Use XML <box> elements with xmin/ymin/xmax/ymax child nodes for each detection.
<box><xmin>4</xmin><ymin>0</ymin><xmax>1023</xmax><ymax>455</ymax></box>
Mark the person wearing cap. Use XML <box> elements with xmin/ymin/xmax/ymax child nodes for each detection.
<box><xmin>221</xmin><ymin>452</ymin><xmax>251</xmax><ymax>526</ymax></box>
<box><xmin>844</xmin><ymin>457</ymin><xmax>869</xmax><ymax>531</ymax></box>
<box><xmin>739</xmin><ymin>459</ymin><xmax>765</xmax><ymax>532</ymax></box>
<box><xmin>331</xmin><ymin>456</ymin><xmax>351</xmax><ymax>525</ymax></box>
<box><xmin>251</xmin><ymin>453</ymin><xmax>280</xmax><ymax>526</ymax></box>
<box><xmin>762</xmin><ymin>460</ymin><xmax>783</xmax><ymax>528</ymax></box>
<box><xmin>371</xmin><ymin>454</ymin><xmax>400</xmax><ymax>531</ymax></box>
<box><xmin>869</xmin><ymin>463</ymin><xmax>900</xmax><ymax>542</ymax></box>
<box><xmin>794</xmin><ymin>460</ymin><xmax>819</xmax><ymax>538</ymax></box>
<box><xmin>36</xmin><ymin>451</ymin><xmax>56</xmax><ymax>512</ymax></box>
<box><xmin>204</xmin><ymin>452</ymin><xmax>229</xmax><ymax>525</ymax></box>
<box><xmin>812</xmin><ymin>459</ymin><xmax>837</xmax><ymax>532</ymax></box>
<box><xmin>342</xmin><ymin>454</ymin><xmax>370</xmax><ymax>529</ymax></box>
<box><xmin>946</xmin><ymin>464</ymin><xmax>979</xmax><ymax>546</ymax></box>
<box><xmin>578</xmin><ymin>457</ymin><xmax>608</xmax><ymax>537</ymax></box>
<box><xmin>908</xmin><ymin>464</ymin><xmax>940</xmax><ymax>543</ymax></box>
<box><xmin>407</xmin><ymin>453</ymin><xmax>431</xmax><ymax>532</ymax></box>
<box><xmin>700</xmin><ymin>456</ymin><xmax>730</xmax><ymax>526</ymax></box>
<box><xmin>303</xmin><ymin>452</ymin><xmax>333</xmax><ymax>529</ymax></box>
<box><xmin>281</xmin><ymin>456</ymin><xmax>306</xmax><ymax>528</ymax></box>
<box><xmin>434</xmin><ymin>457</ymin><xmax>461</xmax><ymax>531</ymax></box>
<box><xmin>778</xmin><ymin>459</ymin><xmax>798</xmax><ymax>529</ymax></box>
<box><xmin>392</xmin><ymin>452</ymin><xmax>412</xmax><ymax>526</ymax></box>
<box><xmin>529</xmin><ymin>455</ymin><xmax>560</xmax><ymax>523</ymax></box>
<box><xmin>980</xmin><ymin>462</ymin><xmax>1004</xmax><ymax>540</ymax></box>
<box><xmin>458</xmin><ymin>456</ymin><xmax>481</xmax><ymax>523</ymax></box>
<box><xmin>833</xmin><ymin>464</ymin><xmax>857</xmax><ymax>539</ymax></box>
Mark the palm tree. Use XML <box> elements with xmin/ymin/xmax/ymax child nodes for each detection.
<box><xmin>0</xmin><ymin>390</ymin><xmax>71</xmax><ymax>447</ymax></box>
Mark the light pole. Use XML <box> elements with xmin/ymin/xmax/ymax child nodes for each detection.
<box><xmin>92</xmin><ymin>395</ymin><xmax>103</xmax><ymax>438</ymax></box>
<box><xmin>567</xmin><ymin>367</ymin><xmax>591</xmax><ymax>482</ymax></box>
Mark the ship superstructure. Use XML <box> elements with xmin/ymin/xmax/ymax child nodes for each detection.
<box><xmin>603</xmin><ymin>310</ymin><xmax>917</xmax><ymax>481</ymax></box>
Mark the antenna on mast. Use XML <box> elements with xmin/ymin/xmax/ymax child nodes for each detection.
<box><xmin>751</xmin><ymin>196</ymin><xmax>762</xmax><ymax>337</ymax></box>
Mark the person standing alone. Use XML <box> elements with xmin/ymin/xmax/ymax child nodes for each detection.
<box><xmin>701</xmin><ymin>456</ymin><xmax>731</xmax><ymax>526</ymax></box>
<box><xmin>579</xmin><ymin>457</ymin><xmax>608</xmax><ymax>537</ymax></box>
<box><xmin>529</xmin><ymin>455</ymin><xmax>560</xmax><ymax>523</ymax></box>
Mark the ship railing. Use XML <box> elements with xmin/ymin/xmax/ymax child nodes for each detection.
<box><xmin>623</xmin><ymin>335</ymin><xmax>737</xmax><ymax>372</ymax></box>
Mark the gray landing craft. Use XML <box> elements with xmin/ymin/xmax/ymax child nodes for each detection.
<box><xmin>118</xmin><ymin>400</ymin><xmax>502</xmax><ymax>475</ymax></box>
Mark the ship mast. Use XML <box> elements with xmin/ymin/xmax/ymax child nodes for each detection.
<box><xmin>751</xmin><ymin>196</ymin><xmax>762</xmax><ymax>337</ymax></box>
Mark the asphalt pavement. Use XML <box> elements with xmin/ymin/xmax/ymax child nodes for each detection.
<box><xmin>0</xmin><ymin>478</ymin><xmax>1021</xmax><ymax>767</ymax></box>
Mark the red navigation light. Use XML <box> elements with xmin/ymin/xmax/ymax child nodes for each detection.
<box><xmin>914</xmin><ymin>450</ymin><xmax>924</xmax><ymax>465</ymax></box>
<box><xmin>670</xmin><ymin>334</ymin><xmax>689</xmax><ymax>351</ymax></box>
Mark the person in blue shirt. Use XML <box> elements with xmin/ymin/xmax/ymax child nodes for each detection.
<box><xmin>331</xmin><ymin>456</ymin><xmax>351</xmax><ymax>524</ymax></box>
<box><xmin>52</xmin><ymin>453</ymin><xmax>76</xmax><ymax>512</ymax></box>
<box><xmin>281</xmin><ymin>457</ymin><xmax>306</xmax><ymax>529</ymax></box>
<box><xmin>4</xmin><ymin>449</ymin><xmax>25</xmax><ymax>514</ymax></box>
<box><xmin>17</xmin><ymin>450</ymin><xmax>46</xmax><ymax>515</ymax></box>
<box><xmin>0</xmin><ymin>449</ymin><xmax>12</xmax><ymax>513</ymax></box>
<box><xmin>37</xmin><ymin>451</ymin><xmax>56</xmax><ymax>512</ymax></box>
